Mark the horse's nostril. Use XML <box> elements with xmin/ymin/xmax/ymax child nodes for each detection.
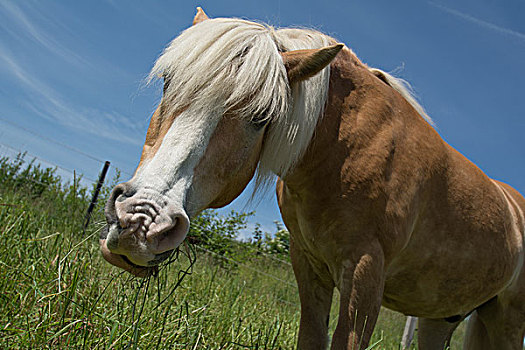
<box><xmin>146</xmin><ymin>211</ymin><xmax>190</xmax><ymax>254</ymax></box>
<box><xmin>111</xmin><ymin>184</ymin><xmax>126</xmax><ymax>202</ymax></box>
<box><xmin>106</xmin><ymin>183</ymin><xmax>136</xmax><ymax>225</ymax></box>
<box><xmin>110</xmin><ymin>183</ymin><xmax>136</xmax><ymax>203</ymax></box>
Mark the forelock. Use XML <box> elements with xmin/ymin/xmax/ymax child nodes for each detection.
<box><xmin>148</xmin><ymin>18</ymin><xmax>290</xmax><ymax>124</ymax></box>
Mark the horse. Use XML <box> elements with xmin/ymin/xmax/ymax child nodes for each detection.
<box><xmin>100</xmin><ymin>8</ymin><xmax>525</xmax><ymax>349</ymax></box>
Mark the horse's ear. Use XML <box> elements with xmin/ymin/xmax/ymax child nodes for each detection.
<box><xmin>281</xmin><ymin>44</ymin><xmax>344</xmax><ymax>84</ymax></box>
<box><xmin>193</xmin><ymin>7</ymin><xmax>209</xmax><ymax>25</ymax></box>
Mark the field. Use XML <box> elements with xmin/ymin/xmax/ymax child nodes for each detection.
<box><xmin>0</xmin><ymin>154</ymin><xmax>466</xmax><ymax>349</ymax></box>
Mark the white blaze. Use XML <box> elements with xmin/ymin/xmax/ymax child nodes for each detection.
<box><xmin>132</xmin><ymin>106</ymin><xmax>220</xmax><ymax>216</ymax></box>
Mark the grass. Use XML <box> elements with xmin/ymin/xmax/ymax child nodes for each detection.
<box><xmin>0</xmin><ymin>156</ymin><xmax>467</xmax><ymax>349</ymax></box>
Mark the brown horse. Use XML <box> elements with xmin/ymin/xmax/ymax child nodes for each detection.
<box><xmin>101</xmin><ymin>8</ymin><xmax>525</xmax><ymax>349</ymax></box>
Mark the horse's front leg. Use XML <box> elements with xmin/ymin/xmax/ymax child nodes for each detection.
<box><xmin>291</xmin><ymin>239</ymin><xmax>335</xmax><ymax>350</ymax></box>
<box><xmin>331</xmin><ymin>242</ymin><xmax>385</xmax><ymax>350</ymax></box>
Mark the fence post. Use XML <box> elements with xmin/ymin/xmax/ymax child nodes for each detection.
<box><xmin>83</xmin><ymin>161</ymin><xmax>110</xmax><ymax>235</ymax></box>
<box><xmin>401</xmin><ymin>316</ymin><xmax>417</xmax><ymax>349</ymax></box>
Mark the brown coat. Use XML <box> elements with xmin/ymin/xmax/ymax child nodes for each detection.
<box><xmin>277</xmin><ymin>47</ymin><xmax>525</xmax><ymax>349</ymax></box>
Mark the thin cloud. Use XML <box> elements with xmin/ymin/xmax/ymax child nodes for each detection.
<box><xmin>428</xmin><ymin>1</ymin><xmax>525</xmax><ymax>42</ymax></box>
<box><xmin>0</xmin><ymin>2</ymin><xmax>90</xmax><ymax>67</ymax></box>
<box><xmin>0</xmin><ymin>2</ymin><xmax>133</xmax><ymax>81</ymax></box>
<box><xmin>0</xmin><ymin>50</ymin><xmax>143</xmax><ymax>146</ymax></box>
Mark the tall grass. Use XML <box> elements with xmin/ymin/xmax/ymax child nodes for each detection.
<box><xmin>0</xmin><ymin>154</ymin><xmax>465</xmax><ymax>349</ymax></box>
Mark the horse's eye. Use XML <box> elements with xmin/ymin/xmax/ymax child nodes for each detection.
<box><xmin>251</xmin><ymin>114</ymin><xmax>270</xmax><ymax>130</ymax></box>
<box><xmin>252</xmin><ymin>118</ymin><xmax>270</xmax><ymax>129</ymax></box>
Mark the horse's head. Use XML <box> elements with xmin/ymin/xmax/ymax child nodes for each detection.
<box><xmin>100</xmin><ymin>8</ymin><xmax>342</xmax><ymax>277</ymax></box>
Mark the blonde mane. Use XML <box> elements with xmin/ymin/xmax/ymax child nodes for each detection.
<box><xmin>148</xmin><ymin>18</ymin><xmax>432</xmax><ymax>190</ymax></box>
<box><xmin>368</xmin><ymin>68</ymin><xmax>434</xmax><ymax>126</ymax></box>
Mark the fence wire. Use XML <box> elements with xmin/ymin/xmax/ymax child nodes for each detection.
<box><xmin>0</xmin><ymin>141</ymin><xmax>304</xmax><ymax>349</ymax></box>
<box><xmin>0</xmin><ymin>143</ymin><xmax>97</xmax><ymax>183</ymax></box>
<box><xmin>0</xmin><ymin>117</ymin><xmax>134</xmax><ymax>178</ymax></box>
<box><xmin>0</xmin><ymin>143</ymin><xmax>297</xmax><ymax>290</ymax></box>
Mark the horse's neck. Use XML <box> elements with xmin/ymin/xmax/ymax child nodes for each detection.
<box><xmin>282</xmin><ymin>49</ymin><xmax>442</xmax><ymax>199</ymax></box>
<box><xmin>283</xmin><ymin>50</ymin><xmax>391</xmax><ymax>189</ymax></box>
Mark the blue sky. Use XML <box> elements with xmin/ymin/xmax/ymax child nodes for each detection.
<box><xmin>1</xmin><ymin>1</ymin><xmax>524</xmax><ymax>236</ymax></box>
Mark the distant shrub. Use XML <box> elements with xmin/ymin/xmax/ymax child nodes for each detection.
<box><xmin>265</xmin><ymin>222</ymin><xmax>290</xmax><ymax>255</ymax></box>
<box><xmin>0</xmin><ymin>153</ymin><xmax>61</xmax><ymax>198</ymax></box>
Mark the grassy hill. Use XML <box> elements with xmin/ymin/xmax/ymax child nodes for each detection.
<box><xmin>0</xmin><ymin>154</ymin><xmax>465</xmax><ymax>349</ymax></box>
